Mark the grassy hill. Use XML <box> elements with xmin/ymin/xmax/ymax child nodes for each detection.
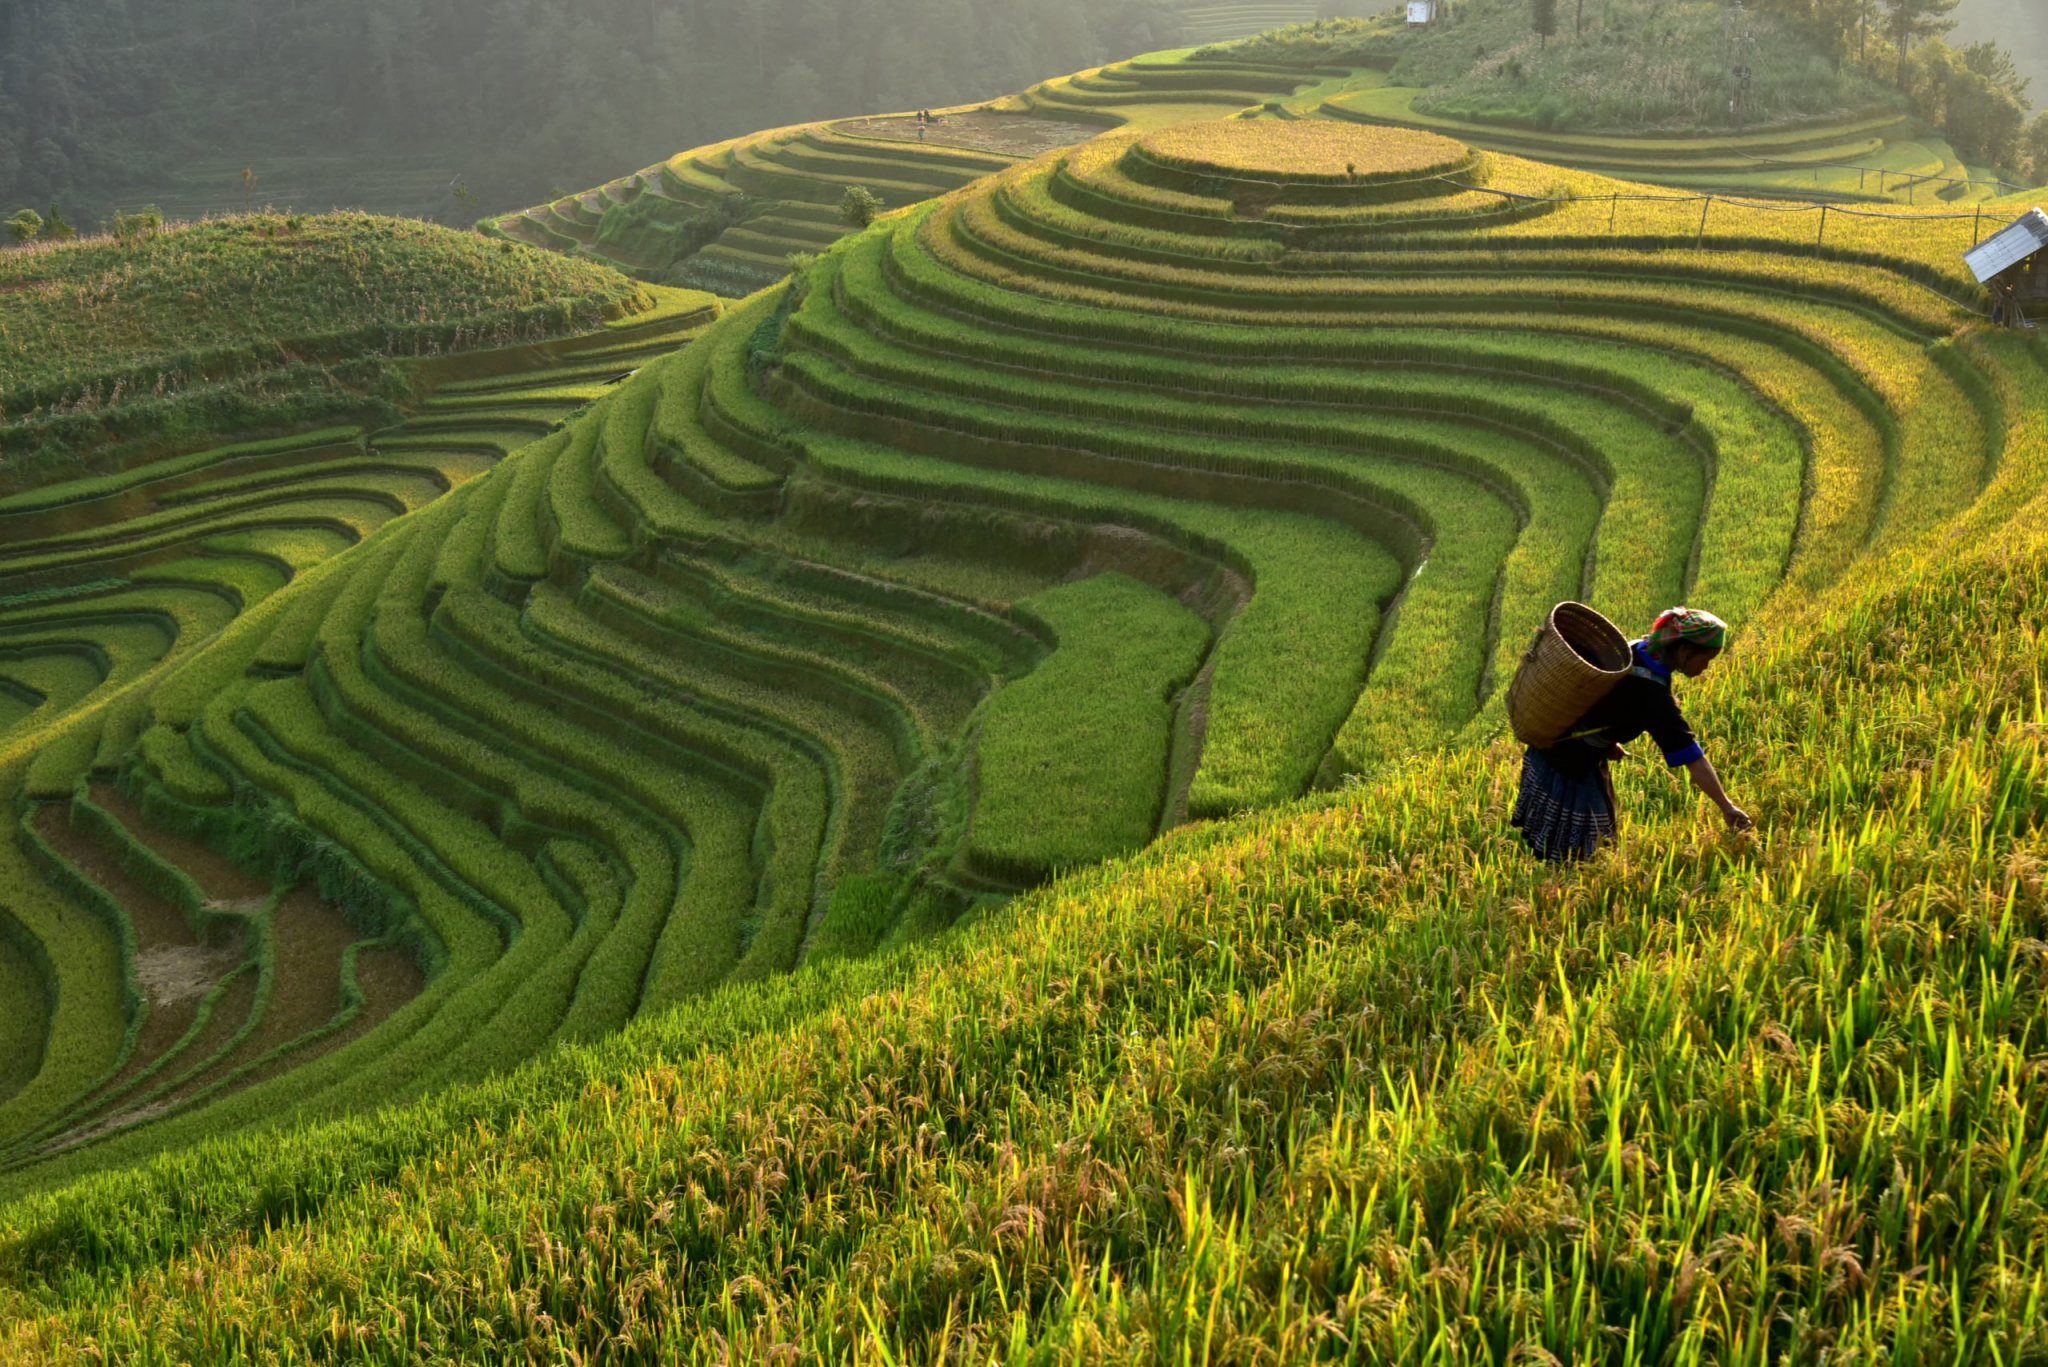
<box><xmin>2</xmin><ymin>38</ymin><xmax>2048</xmax><ymax>1361</ymax></box>
<box><xmin>1386</xmin><ymin>0</ymin><xmax>1887</xmax><ymax>131</ymax></box>
<box><xmin>0</xmin><ymin>213</ymin><xmax>649</xmax><ymax>483</ymax></box>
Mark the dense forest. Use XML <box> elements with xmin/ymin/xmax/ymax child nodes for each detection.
<box><xmin>0</xmin><ymin>0</ymin><xmax>1180</xmax><ymax>226</ymax></box>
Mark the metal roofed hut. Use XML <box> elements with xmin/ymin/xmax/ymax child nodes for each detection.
<box><xmin>1965</xmin><ymin>208</ymin><xmax>2048</xmax><ymax>329</ymax></box>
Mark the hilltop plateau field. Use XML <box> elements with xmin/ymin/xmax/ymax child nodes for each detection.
<box><xmin>2</xmin><ymin>31</ymin><xmax>2047</xmax><ymax>1363</ymax></box>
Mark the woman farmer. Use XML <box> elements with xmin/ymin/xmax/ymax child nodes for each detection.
<box><xmin>1512</xmin><ymin>606</ymin><xmax>1754</xmax><ymax>862</ymax></box>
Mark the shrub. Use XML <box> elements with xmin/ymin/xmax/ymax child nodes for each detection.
<box><xmin>4</xmin><ymin>208</ymin><xmax>41</xmax><ymax>244</ymax></box>
<box><xmin>112</xmin><ymin>205</ymin><xmax>163</xmax><ymax>247</ymax></box>
<box><xmin>839</xmin><ymin>184</ymin><xmax>885</xmax><ymax>229</ymax></box>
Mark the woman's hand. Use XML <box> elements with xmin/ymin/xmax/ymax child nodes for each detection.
<box><xmin>1684</xmin><ymin>756</ymin><xmax>1753</xmax><ymax>834</ymax></box>
<box><xmin>1606</xmin><ymin>744</ymin><xmax>1628</xmax><ymax>762</ymax></box>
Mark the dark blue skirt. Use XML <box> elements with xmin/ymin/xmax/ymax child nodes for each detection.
<box><xmin>1511</xmin><ymin>746</ymin><xmax>1616</xmax><ymax>862</ymax></box>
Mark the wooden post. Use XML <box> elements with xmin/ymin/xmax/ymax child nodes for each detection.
<box><xmin>1696</xmin><ymin>195</ymin><xmax>1712</xmax><ymax>247</ymax></box>
<box><xmin>1972</xmin><ymin>205</ymin><xmax>1984</xmax><ymax>246</ymax></box>
<box><xmin>1816</xmin><ymin>204</ymin><xmax>1828</xmax><ymax>251</ymax></box>
<box><xmin>1609</xmin><ymin>193</ymin><xmax>1619</xmax><ymax>235</ymax></box>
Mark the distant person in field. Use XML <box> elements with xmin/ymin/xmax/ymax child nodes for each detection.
<box><xmin>917</xmin><ymin>108</ymin><xmax>928</xmax><ymax>141</ymax></box>
<box><xmin>1511</xmin><ymin>606</ymin><xmax>1753</xmax><ymax>862</ymax></box>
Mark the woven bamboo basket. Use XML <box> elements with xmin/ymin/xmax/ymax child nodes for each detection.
<box><xmin>1503</xmin><ymin>602</ymin><xmax>1632</xmax><ymax>749</ymax></box>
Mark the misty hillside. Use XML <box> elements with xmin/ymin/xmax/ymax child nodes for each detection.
<box><xmin>1955</xmin><ymin>0</ymin><xmax>2048</xmax><ymax>111</ymax></box>
<box><xmin>0</xmin><ymin>0</ymin><xmax>1178</xmax><ymax>226</ymax></box>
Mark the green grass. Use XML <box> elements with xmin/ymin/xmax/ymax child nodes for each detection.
<box><xmin>968</xmin><ymin>574</ymin><xmax>1209</xmax><ymax>880</ymax></box>
<box><xmin>5</xmin><ymin>416</ymin><xmax>2048</xmax><ymax>1353</ymax></box>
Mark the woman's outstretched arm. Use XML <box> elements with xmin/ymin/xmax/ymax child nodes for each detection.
<box><xmin>1685</xmin><ymin>756</ymin><xmax>1752</xmax><ymax>831</ymax></box>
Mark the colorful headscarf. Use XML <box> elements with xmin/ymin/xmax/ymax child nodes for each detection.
<box><xmin>1646</xmin><ymin>606</ymin><xmax>1728</xmax><ymax>655</ymax></box>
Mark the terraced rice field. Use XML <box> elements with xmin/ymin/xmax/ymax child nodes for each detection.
<box><xmin>2</xmin><ymin>70</ymin><xmax>2040</xmax><ymax>1200</ymax></box>
<box><xmin>0</xmin><ymin>290</ymin><xmax>717</xmax><ymax>1168</ymax></box>
<box><xmin>1173</xmin><ymin>0</ymin><xmax>1347</xmax><ymax>46</ymax></box>
<box><xmin>5</xmin><ymin>29</ymin><xmax>2048</xmax><ymax>1352</ymax></box>
<box><xmin>488</xmin><ymin>51</ymin><xmax>1386</xmax><ymax>296</ymax></box>
<box><xmin>490</xmin><ymin>122</ymin><xmax>1035</xmax><ymax>296</ymax></box>
<box><xmin>1324</xmin><ymin>85</ymin><xmax>2011</xmax><ymax>204</ymax></box>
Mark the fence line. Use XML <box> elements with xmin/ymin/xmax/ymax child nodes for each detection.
<box><xmin>1732</xmin><ymin>150</ymin><xmax>2028</xmax><ymax>201</ymax></box>
<box><xmin>1439</xmin><ymin>175</ymin><xmax>2005</xmax><ymax>249</ymax></box>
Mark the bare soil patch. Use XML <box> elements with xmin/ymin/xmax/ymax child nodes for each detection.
<box><xmin>134</xmin><ymin>945</ymin><xmax>243</xmax><ymax>1008</ymax></box>
<box><xmin>833</xmin><ymin>112</ymin><xmax>1105</xmax><ymax>159</ymax></box>
<box><xmin>91</xmin><ymin>782</ymin><xmax>272</xmax><ymax>902</ymax></box>
<box><xmin>29</xmin><ymin>803</ymin><xmax>246</xmax><ymax>1097</ymax></box>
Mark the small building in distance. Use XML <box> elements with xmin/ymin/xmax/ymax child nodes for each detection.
<box><xmin>1964</xmin><ymin>207</ymin><xmax>2048</xmax><ymax>328</ymax></box>
<box><xmin>1407</xmin><ymin>1</ymin><xmax>1438</xmax><ymax>25</ymax></box>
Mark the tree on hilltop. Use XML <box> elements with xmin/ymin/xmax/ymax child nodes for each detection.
<box><xmin>1884</xmin><ymin>0</ymin><xmax>1959</xmax><ymax>82</ymax></box>
<box><xmin>5</xmin><ymin>207</ymin><xmax>43</xmax><ymax>244</ymax></box>
<box><xmin>1531</xmin><ymin>0</ymin><xmax>1559</xmax><ymax>49</ymax></box>
<box><xmin>2026</xmin><ymin>114</ymin><xmax>2048</xmax><ymax>185</ymax></box>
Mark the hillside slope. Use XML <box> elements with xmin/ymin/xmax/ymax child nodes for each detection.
<box><xmin>3</xmin><ymin>38</ymin><xmax>2048</xmax><ymax>1357</ymax></box>
<box><xmin>0</xmin><ymin>0</ymin><xmax>1179</xmax><ymax>226</ymax></box>
<box><xmin>1</xmin><ymin>324</ymin><xmax>2044</xmax><ymax>1360</ymax></box>
<box><xmin>1</xmin><ymin>213</ymin><xmax>649</xmax><ymax>480</ymax></box>
<box><xmin>0</xmin><ymin>84</ymin><xmax>2034</xmax><ymax>1175</ymax></box>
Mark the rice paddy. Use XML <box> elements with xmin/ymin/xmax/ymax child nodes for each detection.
<box><xmin>1</xmin><ymin>35</ymin><xmax>2045</xmax><ymax>1362</ymax></box>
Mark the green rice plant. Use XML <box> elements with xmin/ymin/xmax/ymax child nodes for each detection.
<box><xmin>644</xmin><ymin>306</ymin><xmax>786</xmax><ymax>504</ymax></box>
<box><xmin>431</xmin><ymin>584</ymin><xmax>787</xmax><ymax>1005</ymax></box>
<box><xmin>967</xmin><ymin>574</ymin><xmax>1209</xmax><ymax>880</ymax></box>
<box><xmin>784</xmin><ymin>424</ymin><xmax>1404</xmax><ymax>816</ymax></box>
<box><xmin>481</xmin><ymin>586</ymin><xmax>823</xmax><ymax>995</ymax></box>
<box><xmin>542</xmin><ymin>407</ymin><xmax>635</xmax><ymax>567</ymax></box>
<box><xmin>487</xmin><ymin>428</ymin><xmax>572</xmax><ymax>588</ymax></box>
<box><xmin>574</xmin><ymin>563</ymin><xmax>920</xmax><ymax>823</ymax></box>
<box><xmin>0</xmin><ymin>472</ymin><xmax>441</xmax><ymax>569</ymax></box>
<box><xmin>202</xmin><ymin>526</ymin><xmax>362</xmax><ymax>577</ymax></box>
<box><xmin>129</xmin><ymin>555</ymin><xmax>290</xmax><ymax>614</ymax></box>
<box><xmin>909</xmin><ymin>195</ymin><xmax>1975</xmax><ymax>582</ymax></box>
<box><xmin>0</xmin><ymin>429</ymin><xmax>365</xmax><ymax>517</ymax></box>
<box><xmin>11</xmin><ymin>466</ymin><xmax>2048</xmax><ymax>1352</ymax></box>
<box><xmin>0</xmin><ymin>930</ymin><xmax>51</xmax><ymax>1107</ymax></box>
<box><xmin>945</xmin><ymin>181</ymin><xmax>1972</xmax><ymax>332</ymax></box>
<box><xmin>131</xmin><ymin>726</ymin><xmax>228</xmax><ymax>807</ymax></box>
<box><xmin>636</xmin><ymin>553</ymin><xmax>988</xmax><ymax>745</ymax></box>
<box><xmin>0</xmin><ymin>777</ymin><xmax>131</xmax><ymax>1151</ymax></box>
<box><xmin>842</xmin><ymin>226</ymin><xmax>1802</xmax><ymax>626</ymax></box>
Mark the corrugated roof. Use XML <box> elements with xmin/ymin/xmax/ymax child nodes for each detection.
<box><xmin>1964</xmin><ymin>208</ymin><xmax>2048</xmax><ymax>283</ymax></box>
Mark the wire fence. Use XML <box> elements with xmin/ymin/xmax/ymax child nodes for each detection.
<box><xmin>1441</xmin><ymin>176</ymin><xmax>2022</xmax><ymax>250</ymax></box>
<box><xmin>1414</xmin><ymin>175</ymin><xmax>2048</xmax><ymax>324</ymax></box>
<box><xmin>1731</xmin><ymin>151</ymin><xmax>2029</xmax><ymax>202</ymax></box>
